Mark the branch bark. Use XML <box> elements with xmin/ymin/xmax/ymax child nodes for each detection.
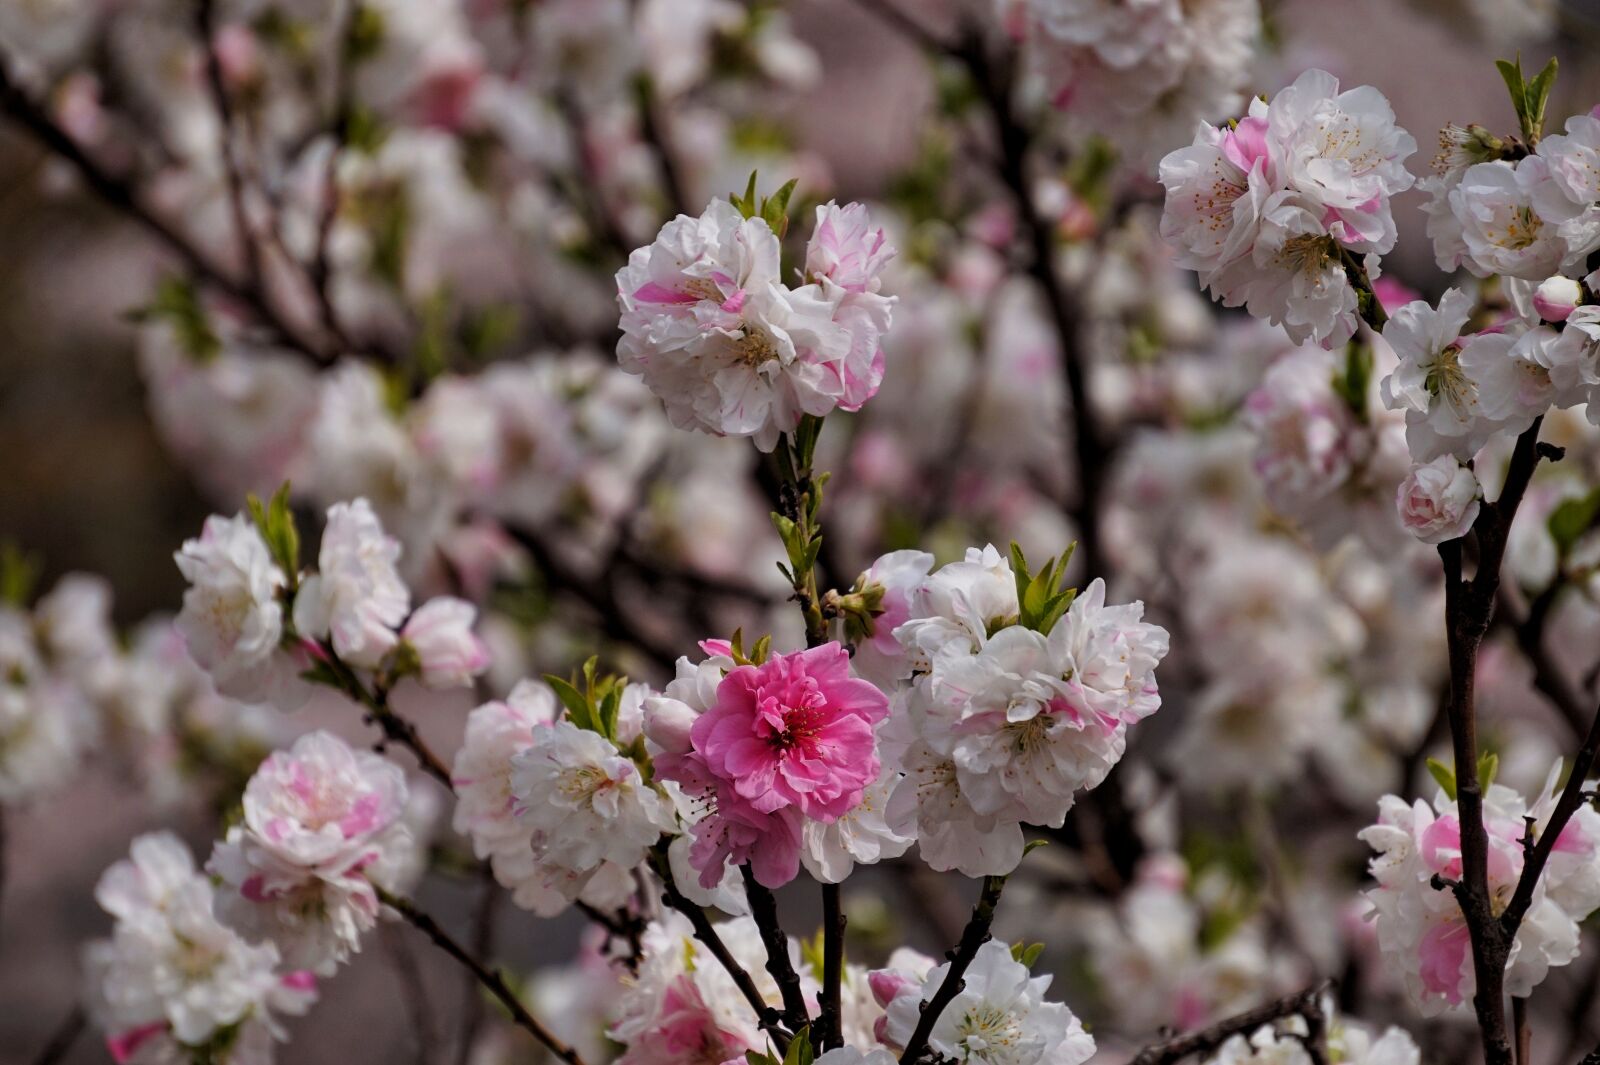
<box><xmin>1127</xmin><ymin>982</ymin><xmax>1334</xmax><ymax>1065</ymax></box>
<box><xmin>897</xmin><ymin>873</ymin><xmax>1008</xmax><ymax>1064</ymax></box>
<box><xmin>377</xmin><ymin>887</ymin><xmax>588</xmax><ymax>1065</ymax></box>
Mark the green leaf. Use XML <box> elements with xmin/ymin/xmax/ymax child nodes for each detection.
<box><xmin>545</xmin><ymin>674</ymin><xmax>598</xmax><ymax>733</ymax></box>
<box><xmin>1524</xmin><ymin>57</ymin><xmax>1558</xmax><ymax>141</ymax></box>
<box><xmin>1495</xmin><ymin>56</ymin><xmax>1526</xmax><ymax>126</ymax></box>
<box><xmin>732</xmin><ymin>170</ymin><xmax>760</xmax><ymax>218</ymax></box>
<box><xmin>0</xmin><ymin>543</ymin><xmax>42</xmax><ymax>608</ymax></box>
<box><xmin>1022</xmin><ymin>838</ymin><xmax>1051</xmax><ymax>857</ymax></box>
<box><xmin>1427</xmin><ymin>757</ymin><xmax>1458</xmax><ymax>801</ymax></box>
<box><xmin>1009</xmin><ymin>542</ymin><xmax>1032</xmax><ymax>611</ymax></box>
<box><xmin>782</xmin><ymin>1026</ymin><xmax>814</xmax><ymax>1065</ymax></box>
<box><xmin>747</xmin><ymin>1053</ymin><xmax>780</xmax><ymax>1065</ymax></box>
<box><xmin>760</xmin><ymin>178</ymin><xmax>800</xmax><ymax>232</ymax></box>
<box><xmin>1019</xmin><ymin>942</ymin><xmax>1045</xmax><ymax>968</ymax></box>
<box><xmin>1547</xmin><ymin>487</ymin><xmax>1600</xmax><ymax>556</ymax></box>
<box><xmin>1477</xmin><ymin>751</ymin><xmax>1500</xmax><ymax>793</ymax></box>
<box><xmin>129</xmin><ymin>275</ymin><xmax>220</xmax><ymax>362</ymax></box>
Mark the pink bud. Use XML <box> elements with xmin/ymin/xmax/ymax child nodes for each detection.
<box><xmin>868</xmin><ymin>968</ymin><xmax>913</xmax><ymax>1008</ymax></box>
<box><xmin>641</xmin><ymin>695</ymin><xmax>698</xmax><ymax>754</ymax></box>
<box><xmin>1533</xmin><ymin>276</ymin><xmax>1582</xmax><ymax>323</ymax></box>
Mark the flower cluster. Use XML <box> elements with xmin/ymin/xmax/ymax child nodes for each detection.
<box><xmin>1159</xmin><ymin>70</ymin><xmax>1416</xmax><ymax>347</ymax></box>
<box><xmin>1014</xmin><ymin>0</ymin><xmax>1263</xmax><ymax>164</ymax></box>
<box><xmin>1360</xmin><ymin>773</ymin><xmax>1600</xmax><ymax>1013</ymax></box>
<box><xmin>83</xmin><ymin>833</ymin><xmax>316</xmax><ymax>1065</ymax></box>
<box><xmin>208</xmin><ymin>731</ymin><xmax>421</xmax><ymax>974</ymax></box>
<box><xmin>174</xmin><ymin>498</ymin><xmax>489</xmax><ymax>708</ymax></box>
<box><xmin>875</xmin><ymin>546</ymin><xmax>1169</xmax><ymax>877</ymax></box>
<box><xmin>615</xmin><ymin>200</ymin><xmax>896</xmax><ymax>451</ymax></box>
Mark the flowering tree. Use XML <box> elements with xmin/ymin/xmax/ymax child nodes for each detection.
<box><xmin>2</xmin><ymin>3</ymin><xmax>1600</xmax><ymax>1065</ymax></box>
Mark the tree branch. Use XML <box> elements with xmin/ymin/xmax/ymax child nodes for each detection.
<box><xmin>741</xmin><ymin>865</ymin><xmax>812</xmax><ymax>1035</ymax></box>
<box><xmin>377</xmin><ymin>887</ymin><xmax>588</xmax><ymax>1065</ymax></box>
<box><xmin>1127</xmin><ymin>981</ymin><xmax>1334</xmax><ymax>1065</ymax></box>
<box><xmin>649</xmin><ymin>844</ymin><xmax>792</xmax><ymax>1052</ymax></box>
<box><xmin>898</xmin><ymin>873</ymin><xmax>1008</xmax><ymax>1064</ymax></box>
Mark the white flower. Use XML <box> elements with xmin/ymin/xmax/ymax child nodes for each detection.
<box><xmin>1528</xmin><ymin>114</ymin><xmax>1600</xmax><ymax>265</ymax></box>
<box><xmin>1449</xmin><ymin>160</ymin><xmax>1567</xmax><ymax>280</ymax></box>
<box><xmin>1240</xmin><ymin>192</ymin><xmax>1362</xmax><ymax>349</ymax></box>
<box><xmin>0</xmin><ymin>608</ymin><xmax>81</xmax><ymax>803</ymax></box>
<box><xmin>293</xmin><ymin>499</ymin><xmax>410</xmax><ymax>668</ymax></box>
<box><xmin>1157</xmin><ymin>117</ymin><xmax>1273</xmax><ymax>287</ymax></box>
<box><xmin>400</xmin><ymin>596</ymin><xmax>489</xmax><ymax>688</ymax></box>
<box><xmin>1540</xmin><ymin>306</ymin><xmax>1600</xmax><ymax>399</ymax></box>
<box><xmin>1396</xmin><ymin>458</ymin><xmax>1480</xmax><ymax>545</ymax></box>
<box><xmin>615</xmin><ymin>199</ymin><xmax>887</xmax><ymax>450</ymax></box>
<box><xmin>801</xmin><ymin>764</ymin><xmax>913</xmax><ymax>883</ymax></box>
<box><xmin>209</xmin><ymin>731</ymin><xmax>412</xmax><ymax>974</ymax></box>
<box><xmin>1266</xmin><ymin>69</ymin><xmax>1415</xmax><ymax>254</ymax></box>
<box><xmin>880</xmin><ymin>940</ymin><xmax>1095</xmax><ymax>1065</ymax></box>
<box><xmin>174</xmin><ymin>513</ymin><xmax>305</xmax><ymax>710</ymax></box>
<box><xmin>451</xmin><ymin>682</ymin><xmax>566</xmax><ymax>911</ymax></box>
<box><xmin>85</xmin><ymin>833</ymin><xmax>314</xmax><ymax>1058</ymax></box>
<box><xmin>928</xmin><ymin>625</ymin><xmax>1129</xmax><ymax>828</ymax></box>
<box><xmin>881</xmin><ymin>695</ymin><xmax>1026</xmax><ymax>878</ymax></box>
<box><xmin>894</xmin><ymin>545</ymin><xmax>1020</xmax><ymax>667</ymax></box>
<box><xmin>509</xmin><ymin>720</ymin><xmax>675</xmax><ymax>908</ymax></box>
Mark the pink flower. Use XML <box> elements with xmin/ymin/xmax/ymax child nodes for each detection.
<box><xmin>401</xmin><ymin>597</ymin><xmax>490</xmax><ymax>689</ymax></box>
<box><xmin>692</xmin><ymin>643</ymin><xmax>888</xmax><ymax>819</ymax></box>
<box><xmin>1417</xmin><ymin>920</ymin><xmax>1472</xmax><ymax>1004</ymax></box>
<box><xmin>806</xmin><ymin>202</ymin><xmax>895</xmax><ymax>294</ymax></box>
<box><xmin>618</xmin><ymin>974</ymin><xmax>753</xmax><ymax>1065</ymax></box>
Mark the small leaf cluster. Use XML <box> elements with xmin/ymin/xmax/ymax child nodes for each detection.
<box><xmin>1426</xmin><ymin>751</ymin><xmax>1500</xmax><ymax>802</ymax></box>
<box><xmin>747</xmin><ymin>1026</ymin><xmax>815</xmax><ymax>1065</ymax></box>
<box><xmin>730</xmin><ymin>170</ymin><xmax>799</xmax><ymax>236</ymax></box>
<box><xmin>246</xmin><ymin>483</ymin><xmax>301</xmax><ymax>591</ymax></box>
<box><xmin>1008</xmin><ymin>542</ymin><xmax>1078</xmax><ymax>635</ymax></box>
<box><xmin>545</xmin><ymin>657</ymin><xmax>631</xmax><ymax>744</ymax></box>
<box><xmin>1495</xmin><ymin>54</ymin><xmax>1558</xmax><ymax>145</ymax></box>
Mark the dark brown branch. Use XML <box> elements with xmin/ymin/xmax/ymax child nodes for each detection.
<box><xmin>1501</xmin><ymin>698</ymin><xmax>1600</xmax><ymax>937</ymax></box>
<box><xmin>898</xmin><ymin>873</ymin><xmax>1008</xmax><ymax>1064</ymax></box>
<box><xmin>317</xmin><ymin>647</ymin><xmax>456</xmax><ymax>790</ymax></box>
<box><xmin>741</xmin><ymin>865</ymin><xmax>812</xmax><ymax>1034</ymax></box>
<box><xmin>28</xmin><ymin>1005</ymin><xmax>86</xmax><ymax>1065</ymax></box>
<box><xmin>817</xmin><ymin>880</ymin><xmax>846</xmax><ymax>1050</ymax></box>
<box><xmin>649</xmin><ymin>844</ymin><xmax>791</xmax><ymax>1052</ymax></box>
<box><xmin>1128</xmin><ymin>981</ymin><xmax>1334</xmax><ymax>1065</ymax></box>
<box><xmin>1430</xmin><ymin>418</ymin><xmax>1553</xmax><ymax>1065</ymax></box>
<box><xmin>377</xmin><ymin>887</ymin><xmax>588</xmax><ymax>1065</ymax></box>
<box><xmin>0</xmin><ymin>56</ymin><xmax>337</xmax><ymax>364</ymax></box>
<box><xmin>959</xmin><ymin>31</ymin><xmax>1106</xmax><ymax>580</ymax></box>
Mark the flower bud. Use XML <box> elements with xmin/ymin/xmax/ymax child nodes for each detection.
<box><xmin>1397</xmin><ymin>457</ymin><xmax>1480</xmax><ymax>545</ymax></box>
<box><xmin>640</xmin><ymin>695</ymin><xmax>698</xmax><ymax>755</ymax></box>
<box><xmin>1533</xmin><ymin>276</ymin><xmax>1582</xmax><ymax>323</ymax></box>
<box><xmin>400</xmin><ymin>597</ymin><xmax>489</xmax><ymax>689</ymax></box>
<box><xmin>868</xmin><ymin>968</ymin><xmax>914</xmax><ymax>1009</ymax></box>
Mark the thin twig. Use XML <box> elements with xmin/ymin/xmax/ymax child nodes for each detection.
<box><xmin>195</xmin><ymin>0</ymin><xmax>264</xmax><ymax>291</ymax></box>
<box><xmin>898</xmin><ymin>874</ymin><xmax>1008</xmax><ymax>1064</ymax></box>
<box><xmin>1129</xmin><ymin>982</ymin><xmax>1333</xmax><ymax>1065</ymax></box>
<box><xmin>377</xmin><ymin>886</ymin><xmax>589</xmax><ymax>1065</ymax></box>
<box><xmin>0</xmin><ymin>56</ymin><xmax>336</xmax><ymax>364</ymax></box>
<box><xmin>29</xmin><ymin>1005</ymin><xmax>87</xmax><ymax>1065</ymax></box>
<box><xmin>741</xmin><ymin>865</ymin><xmax>812</xmax><ymax>1034</ymax></box>
<box><xmin>649</xmin><ymin>844</ymin><xmax>791</xmax><ymax>1052</ymax></box>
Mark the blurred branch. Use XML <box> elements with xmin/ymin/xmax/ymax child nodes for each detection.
<box><xmin>377</xmin><ymin>886</ymin><xmax>589</xmax><ymax>1065</ymax></box>
<box><xmin>195</xmin><ymin>0</ymin><xmax>264</xmax><ymax>291</ymax></box>
<box><xmin>1496</xmin><ymin>578</ymin><xmax>1592</xmax><ymax>736</ymax></box>
<box><xmin>28</xmin><ymin>1005</ymin><xmax>86</xmax><ymax>1065</ymax></box>
<box><xmin>1128</xmin><ymin>981</ymin><xmax>1333</xmax><ymax>1065</ymax></box>
<box><xmin>0</xmin><ymin>54</ymin><xmax>339</xmax><ymax>363</ymax></box>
